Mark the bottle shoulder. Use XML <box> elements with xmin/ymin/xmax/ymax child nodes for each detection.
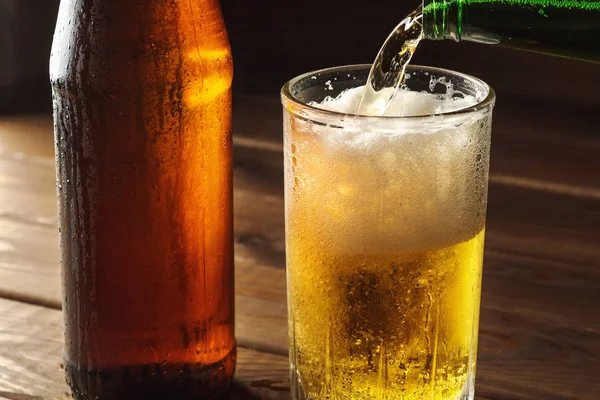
<box><xmin>50</xmin><ymin>0</ymin><xmax>232</xmax><ymax>84</ymax></box>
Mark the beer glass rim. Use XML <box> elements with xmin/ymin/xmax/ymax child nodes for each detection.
<box><xmin>281</xmin><ymin>64</ymin><xmax>496</xmax><ymax>121</ymax></box>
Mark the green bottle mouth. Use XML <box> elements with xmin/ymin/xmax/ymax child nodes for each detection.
<box><xmin>422</xmin><ymin>0</ymin><xmax>464</xmax><ymax>41</ymax></box>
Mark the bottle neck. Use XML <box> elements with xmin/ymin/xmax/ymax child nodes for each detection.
<box><xmin>422</xmin><ymin>0</ymin><xmax>464</xmax><ymax>41</ymax></box>
<box><xmin>422</xmin><ymin>0</ymin><xmax>600</xmax><ymax>63</ymax></box>
<box><xmin>422</xmin><ymin>0</ymin><xmax>505</xmax><ymax>44</ymax></box>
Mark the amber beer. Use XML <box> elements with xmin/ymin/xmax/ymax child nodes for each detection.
<box><xmin>50</xmin><ymin>0</ymin><xmax>234</xmax><ymax>398</ymax></box>
<box><xmin>282</xmin><ymin>66</ymin><xmax>495</xmax><ymax>400</ymax></box>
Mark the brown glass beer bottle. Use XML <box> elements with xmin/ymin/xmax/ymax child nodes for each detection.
<box><xmin>49</xmin><ymin>1</ymin><xmax>235</xmax><ymax>398</ymax></box>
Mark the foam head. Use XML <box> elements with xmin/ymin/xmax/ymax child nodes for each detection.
<box><xmin>287</xmin><ymin>82</ymin><xmax>492</xmax><ymax>254</ymax></box>
<box><xmin>312</xmin><ymin>85</ymin><xmax>478</xmax><ymax>117</ymax></box>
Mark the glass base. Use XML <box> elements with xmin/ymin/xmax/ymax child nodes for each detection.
<box><xmin>291</xmin><ymin>364</ymin><xmax>476</xmax><ymax>400</ymax></box>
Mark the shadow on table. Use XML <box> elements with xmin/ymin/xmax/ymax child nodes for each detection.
<box><xmin>228</xmin><ymin>380</ymin><xmax>290</xmax><ymax>399</ymax></box>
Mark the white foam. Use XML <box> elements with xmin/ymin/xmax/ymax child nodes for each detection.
<box><xmin>289</xmin><ymin>84</ymin><xmax>491</xmax><ymax>252</ymax></box>
<box><xmin>311</xmin><ymin>86</ymin><xmax>477</xmax><ymax>117</ymax></box>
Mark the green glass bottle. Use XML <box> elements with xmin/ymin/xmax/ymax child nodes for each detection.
<box><xmin>422</xmin><ymin>0</ymin><xmax>600</xmax><ymax>62</ymax></box>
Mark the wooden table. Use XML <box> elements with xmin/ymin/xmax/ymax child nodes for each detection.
<box><xmin>0</xmin><ymin>95</ymin><xmax>598</xmax><ymax>400</ymax></box>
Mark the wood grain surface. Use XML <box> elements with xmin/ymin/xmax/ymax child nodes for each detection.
<box><xmin>0</xmin><ymin>298</ymin><xmax>290</xmax><ymax>400</ymax></box>
<box><xmin>0</xmin><ymin>96</ymin><xmax>598</xmax><ymax>399</ymax></box>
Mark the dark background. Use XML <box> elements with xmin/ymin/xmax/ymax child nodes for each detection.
<box><xmin>1</xmin><ymin>0</ymin><xmax>599</xmax><ymax>114</ymax></box>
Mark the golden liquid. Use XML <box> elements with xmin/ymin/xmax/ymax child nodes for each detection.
<box><xmin>284</xmin><ymin>84</ymin><xmax>491</xmax><ymax>399</ymax></box>
<box><xmin>288</xmin><ymin>229</ymin><xmax>484</xmax><ymax>400</ymax></box>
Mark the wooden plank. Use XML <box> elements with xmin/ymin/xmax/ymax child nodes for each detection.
<box><xmin>490</xmin><ymin>98</ymin><xmax>600</xmax><ymax>198</ymax></box>
<box><xmin>2</xmin><ymin>289</ymin><xmax>599</xmax><ymax>400</ymax></box>
<box><xmin>0</xmin><ymin>99</ymin><xmax>599</xmax><ymax>399</ymax></box>
<box><xmin>486</xmin><ymin>184</ymin><xmax>600</xmax><ymax>266</ymax></box>
<box><xmin>0</xmin><ymin>155</ymin><xmax>59</xmax><ymax>306</ymax></box>
<box><xmin>0</xmin><ymin>100</ymin><xmax>597</xmax><ymax>290</ymax></box>
<box><xmin>1</xmin><ymin>106</ymin><xmax>600</xmax><ymax>341</ymax></box>
<box><xmin>234</xmin><ymin>186</ymin><xmax>285</xmax><ymax>271</ymax></box>
<box><xmin>0</xmin><ymin>299</ymin><xmax>66</xmax><ymax>399</ymax></box>
<box><xmin>0</xmin><ymin>115</ymin><xmax>55</xmax><ymax>158</ymax></box>
<box><xmin>476</xmin><ymin>303</ymin><xmax>600</xmax><ymax>400</ymax></box>
<box><xmin>1</xmin><ymin>195</ymin><xmax>598</xmax><ymax>399</ymax></box>
<box><xmin>72</xmin><ymin>208</ymin><xmax>600</xmax><ymax>387</ymax></box>
<box><xmin>0</xmin><ymin>298</ymin><xmax>290</xmax><ymax>400</ymax></box>
<box><xmin>1</xmin><ymin>97</ymin><xmax>599</xmax><ymax>195</ymax></box>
